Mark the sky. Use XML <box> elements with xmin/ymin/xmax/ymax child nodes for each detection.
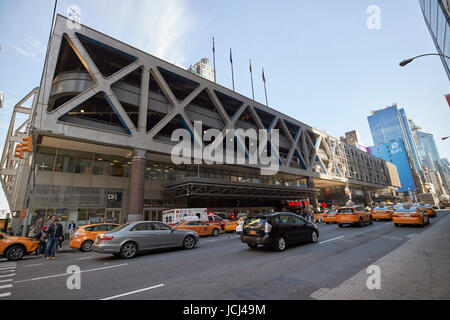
<box><xmin>0</xmin><ymin>0</ymin><xmax>449</xmax><ymax>211</ymax></box>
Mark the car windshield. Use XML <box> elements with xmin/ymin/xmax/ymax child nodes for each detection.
<box><xmin>110</xmin><ymin>223</ymin><xmax>130</xmax><ymax>232</ymax></box>
<box><xmin>395</xmin><ymin>207</ymin><xmax>417</xmax><ymax>213</ymax></box>
<box><xmin>244</xmin><ymin>217</ymin><xmax>266</xmax><ymax>227</ymax></box>
<box><xmin>338</xmin><ymin>208</ymin><xmax>353</xmax><ymax>213</ymax></box>
<box><xmin>373</xmin><ymin>207</ymin><xmax>385</xmax><ymax>210</ymax></box>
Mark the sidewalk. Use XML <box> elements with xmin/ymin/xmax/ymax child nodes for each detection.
<box><xmin>313</xmin><ymin>213</ymin><xmax>450</xmax><ymax>300</ymax></box>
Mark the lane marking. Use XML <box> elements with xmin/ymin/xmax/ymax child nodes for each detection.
<box><xmin>0</xmin><ymin>292</ymin><xmax>11</xmax><ymax>298</ymax></box>
<box><xmin>0</xmin><ymin>274</ymin><xmax>15</xmax><ymax>278</ymax></box>
<box><xmin>26</xmin><ymin>263</ymin><xmax>43</xmax><ymax>267</ymax></box>
<box><xmin>0</xmin><ymin>284</ymin><xmax>12</xmax><ymax>290</ymax></box>
<box><xmin>0</xmin><ymin>267</ymin><xmax>16</xmax><ymax>271</ymax></box>
<box><xmin>101</xmin><ymin>284</ymin><xmax>165</xmax><ymax>300</ymax></box>
<box><xmin>319</xmin><ymin>236</ymin><xmax>344</xmax><ymax>244</ymax></box>
<box><xmin>15</xmin><ymin>263</ymin><xmax>128</xmax><ymax>283</ymax></box>
<box><xmin>76</xmin><ymin>256</ymin><xmax>94</xmax><ymax>260</ymax></box>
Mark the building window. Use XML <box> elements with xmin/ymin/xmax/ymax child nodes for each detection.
<box><xmin>54</xmin><ymin>149</ymin><xmax>76</xmax><ymax>173</ymax></box>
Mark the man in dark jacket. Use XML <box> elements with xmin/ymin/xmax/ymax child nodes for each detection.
<box><xmin>45</xmin><ymin>218</ymin><xmax>63</xmax><ymax>260</ymax></box>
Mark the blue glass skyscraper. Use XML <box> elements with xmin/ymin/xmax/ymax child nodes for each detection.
<box><xmin>367</xmin><ymin>105</ymin><xmax>422</xmax><ymax>174</ymax></box>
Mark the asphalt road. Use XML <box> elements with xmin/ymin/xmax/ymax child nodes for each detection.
<box><xmin>1</xmin><ymin>210</ymin><xmax>448</xmax><ymax>300</ymax></box>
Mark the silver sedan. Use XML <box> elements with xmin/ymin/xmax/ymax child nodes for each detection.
<box><xmin>93</xmin><ymin>221</ymin><xmax>199</xmax><ymax>259</ymax></box>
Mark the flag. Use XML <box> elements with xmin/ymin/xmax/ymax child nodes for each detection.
<box><xmin>249</xmin><ymin>59</ymin><xmax>252</xmax><ymax>73</ymax></box>
<box><xmin>262</xmin><ymin>68</ymin><xmax>266</xmax><ymax>83</ymax></box>
<box><xmin>230</xmin><ymin>48</ymin><xmax>233</xmax><ymax>64</ymax></box>
<box><xmin>446</xmin><ymin>94</ymin><xmax>450</xmax><ymax>108</ymax></box>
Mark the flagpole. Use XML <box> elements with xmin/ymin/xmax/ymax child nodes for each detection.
<box><xmin>249</xmin><ymin>59</ymin><xmax>255</xmax><ymax>100</ymax></box>
<box><xmin>212</xmin><ymin>37</ymin><xmax>216</xmax><ymax>83</ymax></box>
<box><xmin>262</xmin><ymin>68</ymin><xmax>268</xmax><ymax>106</ymax></box>
<box><xmin>230</xmin><ymin>48</ymin><xmax>235</xmax><ymax>91</ymax></box>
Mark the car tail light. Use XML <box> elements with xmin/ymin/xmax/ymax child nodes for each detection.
<box><xmin>411</xmin><ymin>214</ymin><xmax>418</xmax><ymax>217</ymax></box>
<box><xmin>264</xmin><ymin>223</ymin><xmax>272</xmax><ymax>234</ymax></box>
<box><xmin>99</xmin><ymin>234</ymin><xmax>114</xmax><ymax>241</ymax></box>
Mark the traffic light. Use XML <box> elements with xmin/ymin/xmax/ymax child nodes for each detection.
<box><xmin>14</xmin><ymin>144</ymin><xmax>24</xmax><ymax>159</ymax></box>
<box><xmin>21</xmin><ymin>136</ymin><xmax>32</xmax><ymax>152</ymax></box>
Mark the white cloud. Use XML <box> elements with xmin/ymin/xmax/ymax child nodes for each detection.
<box><xmin>96</xmin><ymin>0</ymin><xmax>193</xmax><ymax>65</ymax></box>
<box><xmin>9</xmin><ymin>34</ymin><xmax>46</xmax><ymax>63</ymax></box>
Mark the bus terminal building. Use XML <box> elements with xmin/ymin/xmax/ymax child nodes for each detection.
<box><xmin>1</xmin><ymin>16</ymin><xmax>400</xmax><ymax>234</ymax></box>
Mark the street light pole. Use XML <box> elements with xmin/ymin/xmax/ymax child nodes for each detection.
<box><xmin>399</xmin><ymin>53</ymin><xmax>450</xmax><ymax>67</ymax></box>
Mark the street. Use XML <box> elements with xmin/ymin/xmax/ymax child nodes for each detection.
<box><xmin>2</xmin><ymin>210</ymin><xmax>448</xmax><ymax>300</ymax></box>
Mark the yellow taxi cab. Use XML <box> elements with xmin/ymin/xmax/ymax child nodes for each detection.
<box><xmin>313</xmin><ymin>212</ymin><xmax>324</xmax><ymax>223</ymax></box>
<box><xmin>323</xmin><ymin>210</ymin><xmax>338</xmax><ymax>224</ymax></box>
<box><xmin>224</xmin><ymin>217</ymin><xmax>246</xmax><ymax>233</ymax></box>
<box><xmin>371</xmin><ymin>206</ymin><xmax>394</xmax><ymax>221</ymax></box>
<box><xmin>175</xmin><ymin>220</ymin><xmax>221</xmax><ymax>237</ymax></box>
<box><xmin>413</xmin><ymin>204</ymin><xmax>436</xmax><ymax>218</ymax></box>
<box><xmin>0</xmin><ymin>231</ymin><xmax>39</xmax><ymax>261</ymax></box>
<box><xmin>69</xmin><ymin>223</ymin><xmax>119</xmax><ymax>252</ymax></box>
<box><xmin>336</xmin><ymin>206</ymin><xmax>373</xmax><ymax>227</ymax></box>
<box><xmin>393</xmin><ymin>206</ymin><xmax>430</xmax><ymax>227</ymax></box>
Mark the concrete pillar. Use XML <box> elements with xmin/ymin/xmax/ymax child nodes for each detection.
<box><xmin>307</xmin><ymin>177</ymin><xmax>318</xmax><ymax>211</ymax></box>
<box><xmin>363</xmin><ymin>187</ymin><xmax>372</xmax><ymax>207</ymax></box>
<box><xmin>127</xmin><ymin>149</ymin><xmax>146</xmax><ymax>222</ymax></box>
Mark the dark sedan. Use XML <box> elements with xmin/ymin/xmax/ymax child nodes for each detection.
<box><xmin>241</xmin><ymin>212</ymin><xmax>319</xmax><ymax>251</ymax></box>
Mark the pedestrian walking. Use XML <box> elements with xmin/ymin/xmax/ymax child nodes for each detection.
<box><xmin>38</xmin><ymin>226</ymin><xmax>47</xmax><ymax>255</ymax></box>
<box><xmin>27</xmin><ymin>224</ymin><xmax>37</xmax><ymax>238</ymax></box>
<box><xmin>44</xmin><ymin>218</ymin><xmax>63</xmax><ymax>260</ymax></box>
<box><xmin>68</xmin><ymin>220</ymin><xmax>76</xmax><ymax>239</ymax></box>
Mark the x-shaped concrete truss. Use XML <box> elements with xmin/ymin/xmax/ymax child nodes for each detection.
<box><xmin>34</xmin><ymin>15</ymin><xmax>388</xmax><ymax>187</ymax></box>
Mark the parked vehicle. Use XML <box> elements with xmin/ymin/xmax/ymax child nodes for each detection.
<box><xmin>323</xmin><ymin>210</ymin><xmax>338</xmax><ymax>224</ymax></box>
<box><xmin>93</xmin><ymin>221</ymin><xmax>199</xmax><ymax>259</ymax></box>
<box><xmin>439</xmin><ymin>194</ymin><xmax>449</xmax><ymax>209</ymax></box>
<box><xmin>336</xmin><ymin>206</ymin><xmax>373</xmax><ymax>227</ymax></box>
<box><xmin>371</xmin><ymin>206</ymin><xmax>394</xmax><ymax>221</ymax></box>
<box><xmin>241</xmin><ymin>212</ymin><xmax>319</xmax><ymax>252</ymax></box>
<box><xmin>162</xmin><ymin>208</ymin><xmax>208</xmax><ymax>225</ymax></box>
<box><xmin>69</xmin><ymin>223</ymin><xmax>119</xmax><ymax>251</ymax></box>
<box><xmin>175</xmin><ymin>220</ymin><xmax>221</xmax><ymax>237</ymax></box>
<box><xmin>393</xmin><ymin>206</ymin><xmax>430</xmax><ymax>227</ymax></box>
<box><xmin>0</xmin><ymin>231</ymin><xmax>39</xmax><ymax>261</ymax></box>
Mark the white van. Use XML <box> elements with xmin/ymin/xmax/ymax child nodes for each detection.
<box><xmin>162</xmin><ymin>208</ymin><xmax>208</xmax><ymax>225</ymax></box>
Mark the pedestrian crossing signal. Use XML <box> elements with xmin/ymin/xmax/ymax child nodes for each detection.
<box><xmin>21</xmin><ymin>136</ymin><xmax>32</xmax><ymax>152</ymax></box>
<box><xmin>14</xmin><ymin>144</ymin><xmax>24</xmax><ymax>159</ymax></box>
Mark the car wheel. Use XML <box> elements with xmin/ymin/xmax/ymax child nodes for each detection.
<box><xmin>212</xmin><ymin>228</ymin><xmax>219</xmax><ymax>237</ymax></box>
<box><xmin>80</xmin><ymin>240</ymin><xmax>94</xmax><ymax>252</ymax></box>
<box><xmin>247</xmin><ymin>243</ymin><xmax>257</xmax><ymax>249</ymax></box>
<box><xmin>310</xmin><ymin>231</ymin><xmax>318</xmax><ymax>243</ymax></box>
<box><xmin>394</xmin><ymin>223</ymin><xmax>400</xmax><ymax>227</ymax></box>
<box><xmin>183</xmin><ymin>235</ymin><xmax>196</xmax><ymax>249</ymax></box>
<box><xmin>5</xmin><ymin>245</ymin><xmax>25</xmax><ymax>261</ymax></box>
<box><xmin>120</xmin><ymin>242</ymin><xmax>138</xmax><ymax>259</ymax></box>
<box><xmin>369</xmin><ymin>216</ymin><xmax>373</xmax><ymax>225</ymax></box>
<box><xmin>275</xmin><ymin>237</ymin><xmax>286</xmax><ymax>252</ymax></box>
<box><xmin>359</xmin><ymin>218</ymin><xmax>364</xmax><ymax>227</ymax></box>
<box><xmin>338</xmin><ymin>224</ymin><xmax>344</xmax><ymax>228</ymax></box>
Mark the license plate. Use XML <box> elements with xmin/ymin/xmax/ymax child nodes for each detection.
<box><xmin>378</xmin><ymin>212</ymin><xmax>383</xmax><ymax>215</ymax></box>
<box><xmin>250</xmin><ymin>230</ymin><xmax>256</xmax><ymax>235</ymax></box>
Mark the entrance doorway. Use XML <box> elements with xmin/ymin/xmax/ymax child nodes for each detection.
<box><xmin>105</xmin><ymin>209</ymin><xmax>121</xmax><ymax>224</ymax></box>
<box><xmin>144</xmin><ymin>210</ymin><xmax>163</xmax><ymax>222</ymax></box>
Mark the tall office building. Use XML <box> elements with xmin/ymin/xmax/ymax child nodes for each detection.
<box><xmin>418</xmin><ymin>0</ymin><xmax>450</xmax><ymax>80</ymax></box>
<box><xmin>367</xmin><ymin>105</ymin><xmax>422</xmax><ymax>174</ymax></box>
<box><xmin>188</xmin><ymin>58</ymin><xmax>215</xmax><ymax>82</ymax></box>
<box><xmin>368</xmin><ymin>140</ymin><xmax>416</xmax><ymax>194</ymax></box>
